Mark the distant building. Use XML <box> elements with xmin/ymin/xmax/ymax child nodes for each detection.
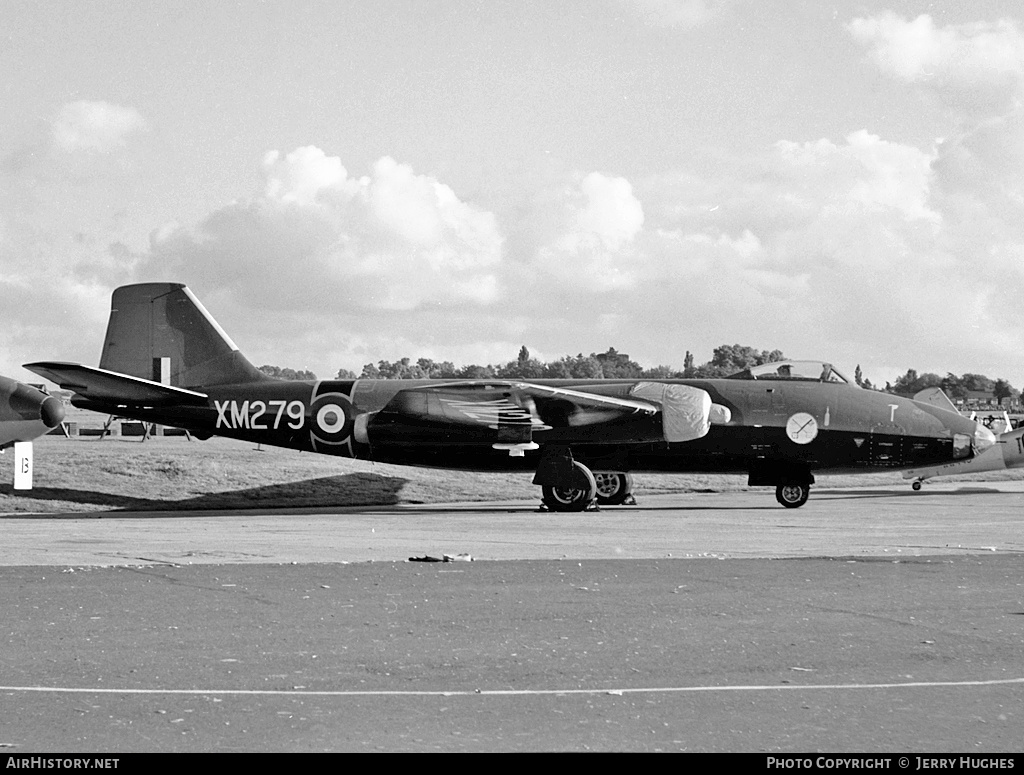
<box><xmin>954</xmin><ymin>390</ymin><xmax>1023</xmax><ymax>416</ymax></box>
<box><xmin>957</xmin><ymin>390</ymin><xmax>999</xmax><ymax>410</ymax></box>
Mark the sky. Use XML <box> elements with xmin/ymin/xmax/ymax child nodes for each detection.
<box><xmin>3</xmin><ymin>0</ymin><xmax>1024</xmax><ymax>389</ymax></box>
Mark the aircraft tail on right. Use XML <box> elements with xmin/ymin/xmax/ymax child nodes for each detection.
<box><xmin>912</xmin><ymin>386</ymin><xmax>960</xmax><ymax>414</ymax></box>
<box><xmin>99</xmin><ymin>283</ymin><xmax>269</xmax><ymax>388</ymax></box>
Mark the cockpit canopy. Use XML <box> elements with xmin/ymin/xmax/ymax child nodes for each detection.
<box><xmin>726</xmin><ymin>360</ymin><xmax>855</xmax><ymax>385</ymax></box>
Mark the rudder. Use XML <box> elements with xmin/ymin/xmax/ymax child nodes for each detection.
<box><xmin>99</xmin><ymin>283</ymin><xmax>269</xmax><ymax>388</ymax></box>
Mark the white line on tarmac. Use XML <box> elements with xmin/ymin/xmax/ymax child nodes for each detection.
<box><xmin>2</xmin><ymin>677</ymin><xmax>1022</xmax><ymax>697</ymax></box>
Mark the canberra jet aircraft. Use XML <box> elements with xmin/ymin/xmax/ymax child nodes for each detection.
<box><xmin>25</xmin><ymin>283</ymin><xmax>996</xmax><ymax>510</ymax></box>
<box><xmin>902</xmin><ymin>389</ymin><xmax>1024</xmax><ymax>490</ymax></box>
<box><xmin>904</xmin><ymin>423</ymin><xmax>1024</xmax><ymax>490</ymax></box>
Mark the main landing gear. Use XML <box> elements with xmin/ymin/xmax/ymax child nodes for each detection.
<box><xmin>535</xmin><ymin>452</ymin><xmax>636</xmax><ymax>512</ymax></box>
<box><xmin>593</xmin><ymin>472</ymin><xmax>635</xmax><ymax>506</ymax></box>
<box><xmin>540</xmin><ymin>460</ymin><xmax>597</xmax><ymax>512</ymax></box>
<box><xmin>536</xmin><ymin>455</ymin><xmax>817</xmax><ymax>510</ymax></box>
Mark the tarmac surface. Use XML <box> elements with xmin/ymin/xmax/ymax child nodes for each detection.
<box><xmin>1</xmin><ymin>482</ymin><xmax>1023</xmax><ymax>752</ymax></box>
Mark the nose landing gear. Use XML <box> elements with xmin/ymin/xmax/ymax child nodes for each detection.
<box><xmin>775</xmin><ymin>482</ymin><xmax>810</xmax><ymax>509</ymax></box>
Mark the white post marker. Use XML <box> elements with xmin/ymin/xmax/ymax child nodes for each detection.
<box><xmin>13</xmin><ymin>441</ymin><xmax>32</xmax><ymax>490</ymax></box>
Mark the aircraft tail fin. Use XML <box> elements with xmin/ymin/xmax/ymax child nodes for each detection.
<box><xmin>912</xmin><ymin>386</ymin><xmax>960</xmax><ymax>414</ymax></box>
<box><xmin>98</xmin><ymin>283</ymin><xmax>270</xmax><ymax>388</ymax></box>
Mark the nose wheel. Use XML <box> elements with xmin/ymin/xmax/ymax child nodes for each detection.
<box><xmin>775</xmin><ymin>483</ymin><xmax>810</xmax><ymax>508</ymax></box>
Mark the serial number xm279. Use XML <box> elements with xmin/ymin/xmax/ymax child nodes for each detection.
<box><xmin>26</xmin><ymin>283</ymin><xmax>995</xmax><ymax>510</ymax></box>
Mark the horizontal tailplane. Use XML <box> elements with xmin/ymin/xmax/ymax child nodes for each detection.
<box><xmin>23</xmin><ymin>362</ymin><xmax>208</xmax><ymax>407</ymax></box>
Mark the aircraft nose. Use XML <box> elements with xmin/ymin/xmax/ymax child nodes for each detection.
<box><xmin>974</xmin><ymin>423</ymin><xmax>997</xmax><ymax>455</ymax></box>
<box><xmin>40</xmin><ymin>395</ymin><xmax>65</xmax><ymax>428</ymax></box>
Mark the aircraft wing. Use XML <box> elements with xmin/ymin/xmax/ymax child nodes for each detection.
<box><xmin>23</xmin><ymin>362</ymin><xmax>208</xmax><ymax>406</ymax></box>
<box><xmin>375</xmin><ymin>380</ymin><xmax>721</xmax><ymax>444</ymax></box>
<box><xmin>382</xmin><ymin>380</ymin><xmax>653</xmax><ymax>429</ymax></box>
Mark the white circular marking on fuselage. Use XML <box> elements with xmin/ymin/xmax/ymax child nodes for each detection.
<box><xmin>786</xmin><ymin>412</ymin><xmax>819</xmax><ymax>445</ymax></box>
<box><xmin>316</xmin><ymin>403</ymin><xmax>347</xmax><ymax>434</ymax></box>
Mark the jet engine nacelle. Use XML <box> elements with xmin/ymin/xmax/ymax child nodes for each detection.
<box><xmin>1</xmin><ymin>376</ymin><xmax>65</xmax><ymax>449</ymax></box>
<box><xmin>629</xmin><ymin>382</ymin><xmax>731</xmax><ymax>443</ymax></box>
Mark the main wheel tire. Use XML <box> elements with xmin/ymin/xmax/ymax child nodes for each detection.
<box><xmin>775</xmin><ymin>483</ymin><xmax>810</xmax><ymax>509</ymax></box>
<box><xmin>593</xmin><ymin>472</ymin><xmax>634</xmax><ymax>506</ymax></box>
<box><xmin>911</xmin><ymin>480</ymin><xmax>922</xmax><ymax>491</ymax></box>
<box><xmin>542</xmin><ymin>462</ymin><xmax>598</xmax><ymax>512</ymax></box>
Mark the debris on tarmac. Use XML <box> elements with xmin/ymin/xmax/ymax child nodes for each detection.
<box><xmin>408</xmin><ymin>553</ymin><xmax>474</xmax><ymax>562</ymax></box>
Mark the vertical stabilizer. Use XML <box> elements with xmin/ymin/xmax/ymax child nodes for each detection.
<box><xmin>912</xmin><ymin>387</ymin><xmax>960</xmax><ymax>414</ymax></box>
<box><xmin>98</xmin><ymin>283</ymin><xmax>270</xmax><ymax>388</ymax></box>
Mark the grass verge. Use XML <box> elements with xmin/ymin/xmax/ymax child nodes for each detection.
<box><xmin>1</xmin><ymin>434</ymin><xmax>1020</xmax><ymax>515</ymax></box>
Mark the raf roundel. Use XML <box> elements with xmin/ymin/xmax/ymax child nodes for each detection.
<box><xmin>317</xmin><ymin>404</ymin><xmax>346</xmax><ymax>434</ymax></box>
<box><xmin>309</xmin><ymin>393</ymin><xmax>354</xmax><ymax>445</ymax></box>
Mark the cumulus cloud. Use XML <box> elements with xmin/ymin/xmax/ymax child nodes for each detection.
<box><xmin>51</xmin><ymin>100</ymin><xmax>149</xmax><ymax>153</ymax></box>
<box><xmin>848</xmin><ymin>13</ymin><xmax>1024</xmax><ymax>82</ymax></box>
<box><xmin>146</xmin><ymin>146</ymin><xmax>503</xmax><ymax>312</ymax></box>
<box><xmin>0</xmin><ymin>272</ymin><xmax>114</xmax><ymax>372</ymax></box>
<box><xmin>0</xmin><ymin>101</ymin><xmax>151</xmax><ymax>377</ymax></box>
<box><xmin>141</xmin><ymin>163</ymin><xmax>650</xmax><ymax>373</ymax></box>
<box><xmin>502</xmin><ymin>136</ymin><xmax>946</xmax><ymax>370</ymax></box>
<box><xmin>841</xmin><ymin>11</ymin><xmax>1024</xmax><ymax>378</ymax></box>
<box><xmin>848</xmin><ymin>13</ymin><xmax>1024</xmax><ymax>115</ymax></box>
<box><xmin>933</xmin><ymin>110</ymin><xmax>1024</xmax><ymax>211</ymax></box>
<box><xmin>611</xmin><ymin>117</ymin><xmax>1024</xmax><ymax>382</ymax></box>
<box><xmin>774</xmin><ymin>130</ymin><xmax>940</xmax><ymax>225</ymax></box>
<box><xmin>512</xmin><ymin>171</ymin><xmax>644</xmax><ymax>292</ymax></box>
<box><xmin>8</xmin><ymin>29</ymin><xmax>1024</xmax><ymax>390</ymax></box>
<box><xmin>508</xmin><ymin>14</ymin><xmax>1024</xmax><ymax>381</ymax></box>
<box><xmin>261</xmin><ymin>146</ymin><xmax>351</xmax><ymax>205</ymax></box>
<box><xmin>8</xmin><ymin>118</ymin><xmax>1023</xmax><ymax>386</ymax></box>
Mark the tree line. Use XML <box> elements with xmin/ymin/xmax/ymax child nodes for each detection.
<box><xmin>260</xmin><ymin>346</ymin><xmax>1019</xmax><ymax>401</ymax></box>
<box><xmin>346</xmin><ymin>344</ymin><xmax>786</xmax><ymax>382</ymax></box>
<box><xmin>887</xmin><ymin>369</ymin><xmax>1019</xmax><ymax>402</ymax></box>
<box><xmin>266</xmin><ymin>344</ymin><xmax>784</xmax><ymax>382</ymax></box>
<box><xmin>257</xmin><ymin>365</ymin><xmax>318</xmax><ymax>381</ymax></box>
